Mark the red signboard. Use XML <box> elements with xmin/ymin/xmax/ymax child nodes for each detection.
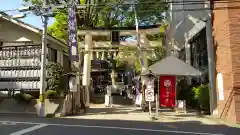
<box><xmin>159</xmin><ymin>76</ymin><xmax>176</xmax><ymax>108</ymax></box>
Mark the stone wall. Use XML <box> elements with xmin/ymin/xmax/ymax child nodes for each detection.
<box><xmin>0</xmin><ymin>99</ymin><xmax>63</xmax><ymax>115</ymax></box>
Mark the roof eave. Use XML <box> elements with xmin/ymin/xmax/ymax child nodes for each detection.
<box><xmin>0</xmin><ymin>13</ymin><xmax>67</xmax><ymax>49</ymax></box>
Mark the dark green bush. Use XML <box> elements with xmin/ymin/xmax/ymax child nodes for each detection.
<box><xmin>22</xmin><ymin>93</ymin><xmax>34</xmax><ymax>101</ymax></box>
<box><xmin>193</xmin><ymin>84</ymin><xmax>210</xmax><ymax>112</ymax></box>
<box><xmin>44</xmin><ymin>90</ymin><xmax>58</xmax><ymax>99</ymax></box>
<box><xmin>177</xmin><ymin>79</ymin><xmax>198</xmax><ymax>108</ymax></box>
<box><xmin>46</xmin><ymin>63</ymin><xmax>64</xmax><ymax>91</ymax></box>
<box><xmin>13</xmin><ymin>93</ymin><xmax>23</xmax><ymax>102</ymax></box>
<box><xmin>13</xmin><ymin>93</ymin><xmax>34</xmax><ymax>104</ymax></box>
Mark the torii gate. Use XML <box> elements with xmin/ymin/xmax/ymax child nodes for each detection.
<box><xmin>77</xmin><ymin>25</ymin><xmax>161</xmax><ymax>106</ymax></box>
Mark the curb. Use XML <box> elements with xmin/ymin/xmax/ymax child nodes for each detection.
<box><xmin>0</xmin><ymin>112</ymin><xmax>64</xmax><ymax>118</ymax></box>
<box><xmin>0</xmin><ymin>111</ymin><xmax>38</xmax><ymax>117</ymax></box>
<box><xmin>203</xmin><ymin>116</ymin><xmax>240</xmax><ymax>128</ymax></box>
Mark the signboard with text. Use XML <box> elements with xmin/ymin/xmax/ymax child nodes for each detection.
<box><xmin>145</xmin><ymin>84</ymin><xmax>154</xmax><ymax>101</ymax></box>
<box><xmin>68</xmin><ymin>0</ymin><xmax>79</xmax><ymax>61</ymax></box>
<box><xmin>159</xmin><ymin>76</ymin><xmax>176</xmax><ymax>108</ymax></box>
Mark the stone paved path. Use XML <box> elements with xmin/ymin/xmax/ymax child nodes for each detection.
<box><xmin>64</xmin><ymin>104</ymin><xmax>219</xmax><ymax>125</ymax></box>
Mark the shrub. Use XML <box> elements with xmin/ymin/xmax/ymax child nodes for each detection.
<box><xmin>46</xmin><ymin>63</ymin><xmax>64</xmax><ymax>91</ymax></box>
<box><xmin>22</xmin><ymin>93</ymin><xmax>34</xmax><ymax>101</ymax></box>
<box><xmin>13</xmin><ymin>93</ymin><xmax>34</xmax><ymax>104</ymax></box>
<box><xmin>13</xmin><ymin>93</ymin><xmax>23</xmax><ymax>102</ymax></box>
<box><xmin>177</xmin><ymin>79</ymin><xmax>198</xmax><ymax>108</ymax></box>
<box><xmin>193</xmin><ymin>84</ymin><xmax>210</xmax><ymax>112</ymax></box>
<box><xmin>44</xmin><ymin>90</ymin><xmax>58</xmax><ymax>99</ymax></box>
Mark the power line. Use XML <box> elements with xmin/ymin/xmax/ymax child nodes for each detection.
<box><xmin>1</xmin><ymin>0</ymin><xmax>240</xmax><ymax>18</ymax></box>
<box><xmin>44</xmin><ymin>5</ymin><xmax>240</xmax><ymax>14</ymax></box>
<box><xmin>2</xmin><ymin>5</ymin><xmax>240</xmax><ymax>18</ymax></box>
<box><xmin>0</xmin><ymin>9</ymin><xmax>19</xmax><ymax>13</ymax></box>
<box><xmin>1</xmin><ymin>0</ymin><xmax>240</xmax><ymax>13</ymax></box>
<box><xmin>2</xmin><ymin>5</ymin><xmax>240</xmax><ymax>19</ymax></box>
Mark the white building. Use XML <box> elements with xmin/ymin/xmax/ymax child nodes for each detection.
<box><xmin>0</xmin><ymin>12</ymin><xmax>70</xmax><ymax>94</ymax></box>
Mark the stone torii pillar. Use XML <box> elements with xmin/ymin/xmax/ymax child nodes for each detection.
<box><xmin>101</xmin><ymin>51</ymin><xmax>105</xmax><ymax>60</ymax></box>
<box><xmin>90</xmin><ymin>51</ymin><xmax>94</xmax><ymax>60</ymax></box>
<box><xmin>82</xmin><ymin>33</ymin><xmax>92</xmax><ymax>107</ymax></box>
<box><xmin>96</xmin><ymin>51</ymin><xmax>100</xmax><ymax>59</ymax></box>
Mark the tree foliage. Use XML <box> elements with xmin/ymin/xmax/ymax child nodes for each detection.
<box><xmin>114</xmin><ymin>47</ymin><xmax>137</xmax><ymax>70</ymax></box>
<box><xmin>46</xmin><ymin>62</ymin><xmax>64</xmax><ymax>92</ymax></box>
<box><xmin>48</xmin><ymin>12</ymin><xmax>68</xmax><ymax>43</ymax></box>
<box><xmin>23</xmin><ymin>0</ymin><xmax>168</xmax><ymax>42</ymax></box>
<box><xmin>114</xmin><ymin>44</ymin><xmax>165</xmax><ymax>74</ymax></box>
<box><xmin>23</xmin><ymin>0</ymin><xmax>167</xmax><ymax>74</ymax></box>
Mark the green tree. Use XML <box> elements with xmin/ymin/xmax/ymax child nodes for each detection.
<box><xmin>23</xmin><ymin>0</ymin><xmax>168</xmax><ymax>42</ymax></box>
<box><xmin>23</xmin><ymin>0</ymin><xmax>167</xmax><ymax>81</ymax></box>
<box><xmin>48</xmin><ymin>12</ymin><xmax>68</xmax><ymax>43</ymax></box>
<box><xmin>114</xmin><ymin>42</ymin><xmax>165</xmax><ymax>75</ymax></box>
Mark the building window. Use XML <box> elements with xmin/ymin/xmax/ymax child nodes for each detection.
<box><xmin>0</xmin><ymin>41</ymin><xmax>3</xmax><ymax>50</ymax></box>
<box><xmin>48</xmin><ymin>48</ymin><xmax>57</xmax><ymax>62</ymax></box>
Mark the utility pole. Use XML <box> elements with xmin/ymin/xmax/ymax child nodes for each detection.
<box><xmin>39</xmin><ymin>0</ymin><xmax>48</xmax><ymax>117</ymax></box>
<box><xmin>134</xmin><ymin>7</ymin><xmax>144</xmax><ymax>105</ymax></box>
<box><xmin>18</xmin><ymin>0</ymin><xmax>54</xmax><ymax>117</ymax></box>
<box><xmin>134</xmin><ymin>7</ymin><xmax>149</xmax><ymax>113</ymax></box>
<box><xmin>205</xmin><ymin>1</ymin><xmax>217</xmax><ymax>116</ymax></box>
<box><xmin>134</xmin><ymin>9</ymin><xmax>144</xmax><ymax>72</ymax></box>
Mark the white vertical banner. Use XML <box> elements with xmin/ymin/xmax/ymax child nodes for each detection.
<box><xmin>217</xmin><ymin>72</ymin><xmax>224</xmax><ymax>100</ymax></box>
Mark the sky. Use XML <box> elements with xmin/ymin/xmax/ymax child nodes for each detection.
<box><xmin>0</xmin><ymin>0</ymin><xmax>55</xmax><ymax>29</ymax></box>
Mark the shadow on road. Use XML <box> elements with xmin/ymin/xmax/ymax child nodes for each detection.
<box><xmin>82</xmin><ymin>106</ymin><xmax>142</xmax><ymax>115</ymax></box>
<box><xmin>0</xmin><ymin>113</ymin><xmax>240</xmax><ymax>135</ymax></box>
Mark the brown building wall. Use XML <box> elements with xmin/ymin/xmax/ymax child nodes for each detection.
<box><xmin>213</xmin><ymin>1</ymin><xmax>240</xmax><ymax>123</ymax></box>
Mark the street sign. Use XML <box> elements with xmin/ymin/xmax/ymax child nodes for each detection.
<box><xmin>145</xmin><ymin>88</ymin><xmax>154</xmax><ymax>101</ymax></box>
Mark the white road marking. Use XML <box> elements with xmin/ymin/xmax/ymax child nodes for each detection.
<box><xmin>0</xmin><ymin>121</ymin><xmax>224</xmax><ymax>135</ymax></box>
<box><xmin>9</xmin><ymin>124</ymin><xmax>47</xmax><ymax>135</ymax></box>
<box><xmin>0</xmin><ymin>121</ymin><xmax>17</xmax><ymax>125</ymax></box>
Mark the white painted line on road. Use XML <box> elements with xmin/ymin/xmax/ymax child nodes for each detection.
<box><xmin>9</xmin><ymin>124</ymin><xmax>48</xmax><ymax>135</ymax></box>
<box><xmin>0</xmin><ymin>121</ymin><xmax>17</xmax><ymax>125</ymax></box>
<box><xmin>0</xmin><ymin>121</ymin><xmax>224</xmax><ymax>135</ymax></box>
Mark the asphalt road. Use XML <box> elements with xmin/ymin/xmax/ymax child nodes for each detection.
<box><xmin>0</xmin><ymin>114</ymin><xmax>239</xmax><ymax>135</ymax></box>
